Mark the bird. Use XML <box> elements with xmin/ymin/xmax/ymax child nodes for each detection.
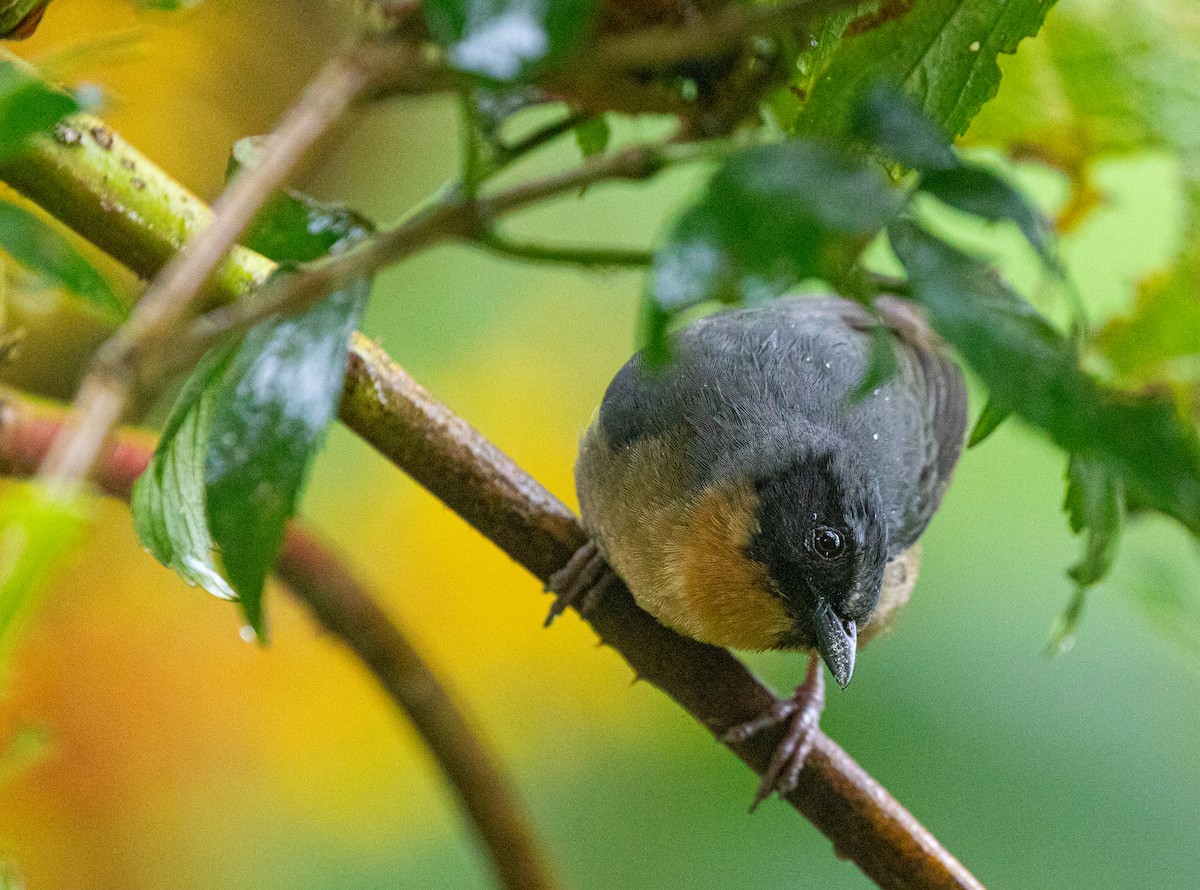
<box><xmin>549</xmin><ymin>293</ymin><xmax>968</xmax><ymax>807</ymax></box>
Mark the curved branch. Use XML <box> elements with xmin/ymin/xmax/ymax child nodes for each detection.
<box><xmin>0</xmin><ymin>64</ymin><xmax>983</xmax><ymax>890</ymax></box>
<box><xmin>30</xmin><ymin>39</ymin><xmax>431</xmax><ymax>501</ymax></box>
<box><xmin>0</xmin><ymin>395</ymin><xmax>558</xmax><ymax>890</ymax></box>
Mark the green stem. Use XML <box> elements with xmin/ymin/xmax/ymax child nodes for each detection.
<box><xmin>480</xmin><ymin>229</ymin><xmax>653</xmax><ymax>269</ymax></box>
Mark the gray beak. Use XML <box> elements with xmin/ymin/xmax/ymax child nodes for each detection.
<box><xmin>811</xmin><ymin>600</ymin><xmax>857</xmax><ymax>688</ymax></box>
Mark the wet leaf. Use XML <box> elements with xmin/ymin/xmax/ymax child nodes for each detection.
<box><xmin>132</xmin><ymin>345</ymin><xmax>240</xmax><ymax>604</ymax></box>
<box><xmin>1063</xmin><ymin>455</ymin><xmax>1124</xmax><ymax>587</ymax></box>
<box><xmin>0</xmin><ymin>201</ymin><xmax>125</xmax><ymax>320</ymax></box>
<box><xmin>0</xmin><ymin>61</ymin><xmax>77</xmax><ymax>160</ymax></box>
<box><xmin>798</xmin><ymin>0</ymin><xmax>1057</xmax><ymax>140</ymax></box>
<box><xmin>919</xmin><ymin>165</ymin><xmax>1057</xmax><ymax>267</ymax></box>
<box><xmin>204</xmin><ymin>275</ymin><xmax>369</xmax><ymax>633</ymax></box>
<box><xmin>646</xmin><ymin>139</ymin><xmax>903</xmax><ymax>356</ymax></box>
<box><xmin>133</xmin><ymin>154</ymin><xmax>373</xmax><ymax>633</ymax></box>
<box><xmin>890</xmin><ymin>219</ymin><xmax>1200</xmax><ymax>535</ymax></box>
<box><xmin>425</xmin><ymin>0</ymin><xmax>598</xmax><ymax>83</ymax></box>
<box><xmin>851</xmin><ymin>82</ymin><xmax>958</xmax><ymax>172</ymax></box>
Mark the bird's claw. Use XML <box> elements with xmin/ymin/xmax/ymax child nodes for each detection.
<box><xmin>723</xmin><ymin>653</ymin><xmax>826</xmax><ymax>811</ymax></box>
<box><xmin>545</xmin><ymin>540</ymin><xmax>613</xmax><ymax>626</ymax></box>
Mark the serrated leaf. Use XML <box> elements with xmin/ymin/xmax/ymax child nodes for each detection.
<box><xmin>967</xmin><ymin>396</ymin><xmax>1011</xmax><ymax>447</ymax></box>
<box><xmin>919</xmin><ymin>165</ymin><xmax>1057</xmax><ymax>267</ymax></box>
<box><xmin>964</xmin><ymin>3</ymin><xmax>1200</xmax><ymax>382</ymax></box>
<box><xmin>890</xmin><ymin>219</ymin><xmax>1200</xmax><ymax>535</ymax></box>
<box><xmin>0</xmin><ymin>201</ymin><xmax>125</xmax><ymax>320</ymax></box>
<box><xmin>649</xmin><ymin>139</ymin><xmax>902</xmax><ymax>334</ymax></box>
<box><xmin>852</xmin><ymin>82</ymin><xmax>959</xmax><ymax>172</ymax></box>
<box><xmin>132</xmin><ymin>345</ymin><xmax>240</xmax><ymax>603</ymax></box>
<box><xmin>798</xmin><ymin>0</ymin><xmax>1057</xmax><ymax>141</ymax></box>
<box><xmin>0</xmin><ymin>61</ymin><xmax>78</xmax><ymax>160</ymax></box>
<box><xmin>0</xmin><ymin>484</ymin><xmax>87</xmax><ymax>675</ymax></box>
<box><xmin>1063</xmin><ymin>454</ymin><xmax>1124</xmax><ymax>587</ymax></box>
<box><xmin>425</xmin><ymin>0</ymin><xmax>598</xmax><ymax>83</ymax></box>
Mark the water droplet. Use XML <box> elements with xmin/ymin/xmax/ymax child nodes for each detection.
<box><xmin>239</xmin><ymin>625</ymin><xmax>257</xmax><ymax>643</ymax></box>
<box><xmin>970</xmin><ymin>40</ymin><xmax>981</xmax><ymax>51</ymax></box>
<box><xmin>873</xmin><ymin>433</ymin><xmax>879</xmax><ymax>441</ymax></box>
<box><xmin>824</xmin><ymin>362</ymin><xmax>831</xmax><ymax>369</ymax></box>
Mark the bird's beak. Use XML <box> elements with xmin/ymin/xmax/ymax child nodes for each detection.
<box><xmin>811</xmin><ymin>599</ymin><xmax>856</xmax><ymax>688</ymax></box>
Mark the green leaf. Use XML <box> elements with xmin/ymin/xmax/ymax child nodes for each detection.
<box><xmin>918</xmin><ymin>165</ymin><xmax>1057</xmax><ymax>267</ymax></box>
<box><xmin>651</xmin><ymin>139</ymin><xmax>902</xmax><ymax>321</ymax></box>
<box><xmin>0</xmin><ymin>61</ymin><xmax>78</xmax><ymax>161</ymax></box>
<box><xmin>0</xmin><ymin>201</ymin><xmax>125</xmax><ymax>320</ymax></box>
<box><xmin>890</xmin><ymin>219</ymin><xmax>1200</xmax><ymax>535</ymax></box>
<box><xmin>231</xmin><ymin>137</ymin><xmax>373</xmax><ymax>262</ymax></box>
<box><xmin>132</xmin><ymin>345</ymin><xmax>240</xmax><ymax>604</ymax></box>
<box><xmin>1048</xmin><ymin>456</ymin><xmax>1125</xmax><ymax>654</ymax></box>
<box><xmin>852</xmin><ymin>82</ymin><xmax>958</xmax><ymax>172</ymax></box>
<box><xmin>798</xmin><ymin>0</ymin><xmax>1058</xmax><ymax>140</ymax></box>
<box><xmin>204</xmin><ymin>277</ymin><xmax>369</xmax><ymax>632</ymax></box>
<box><xmin>1063</xmin><ymin>455</ymin><xmax>1124</xmax><ymax>587</ymax></box>
<box><xmin>575</xmin><ymin>115</ymin><xmax>610</xmax><ymax>159</ymax></box>
<box><xmin>850</xmin><ymin>83</ymin><xmax>1060</xmax><ymax>268</ymax></box>
<box><xmin>964</xmin><ymin>4</ymin><xmax>1200</xmax><ymax>381</ymax></box>
<box><xmin>133</xmin><ymin>164</ymin><xmax>373</xmax><ymax>633</ymax></box>
<box><xmin>0</xmin><ymin>484</ymin><xmax>87</xmax><ymax>675</ymax></box>
<box><xmin>967</xmin><ymin>396</ymin><xmax>1012</xmax><ymax>447</ymax></box>
<box><xmin>425</xmin><ymin>0</ymin><xmax>599</xmax><ymax>83</ymax></box>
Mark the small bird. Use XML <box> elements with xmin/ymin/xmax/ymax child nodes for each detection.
<box><xmin>550</xmin><ymin>294</ymin><xmax>967</xmax><ymax>806</ymax></box>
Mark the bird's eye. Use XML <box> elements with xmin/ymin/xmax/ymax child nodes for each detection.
<box><xmin>811</xmin><ymin>526</ymin><xmax>845</xmax><ymax>560</ymax></box>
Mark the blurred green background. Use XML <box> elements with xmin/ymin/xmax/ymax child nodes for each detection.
<box><xmin>2</xmin><ymin>1</ymin><xmax>1199</xmax><ymax>887</ymax></box>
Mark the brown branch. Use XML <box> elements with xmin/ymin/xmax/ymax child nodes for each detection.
<box><xmin>33</xmin><ymin>39</ymin><xmax>426</xmax><ymax>502</ymax></box>
<box><xmin>339</xmin><ymin>339</ymin><xmax>984</xmax><ymax>890</ymax></box>
<box><xmin>172</xmin><ymin>144</ymin><xmax>668</xmax><ymax>371</ymax></box>
<box><xmin>0</xmin><ymin>44</ymin><xmax>983</xmax><ymax>890</ymax></box>
<box><xmin>0</xmin><ymin>395</ymin><xmax>558</xmax><ymax>890</ymax></box>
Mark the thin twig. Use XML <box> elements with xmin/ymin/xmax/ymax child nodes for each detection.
<box><xmin>33</xmin><ymin>40</ymin><xmax>415</xmax><ymax>500</ymax></box>
<box><xmin>0</xmin><ymin>395</ymin><xmax>558</xmax><ymax>890</ymax></box>
<box><xmin>171</xmin><ymin>145</ymin><xmax>667</xmax><ymax>368</ymax></box>
<box><xmin>480</xmin><ymin>230</ymin><xmax>654</xmax><ymax>269</ymax></box>
<box><xmin>0</xmin><ymin>77</ymin><xmax>984</xmax><ymax>890</ymax></box>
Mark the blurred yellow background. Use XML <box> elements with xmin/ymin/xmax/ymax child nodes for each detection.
<box><xmin>2</xmin><ymin>1</ymin><xmax>1199</xmax><ymax>888</ymax></box>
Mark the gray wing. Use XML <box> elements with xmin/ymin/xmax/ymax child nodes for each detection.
<box><xmin>596</xmin><ymin>295</ymin><xmax>967</xmax><ymax>553</ymax></box>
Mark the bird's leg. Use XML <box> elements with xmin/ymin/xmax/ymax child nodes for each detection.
<box><xmin>544</xmin><ymin>540</ymin><xmax>614</xmax><ymax>626</ymax></box>
<box><xmin>722</xmin><ymin>652</ymin><xmax>826</xmax><ymax>811</ymax></box>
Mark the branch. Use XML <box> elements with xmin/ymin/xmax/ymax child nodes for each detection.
<box><xmin>172</xmin><ymin>143</ymin><xmax>666</xmax><ymax>365</ymax></box>
<box><xmin>0</xmin><ymin>74</ymin><xmax>983</xmax><ymax>890</ymax></box>
<box><xmin>30</xmin><ymin>39</ymin><xmax>426</xmax><ymax>501</ymax></box>
<box><xmin>338</xmin><ymin>339</ymin><xmax>983</xmax><ymax>890</ymax></box>
<box><xmin>0</xmin><ymin>395</ymin><xmax>558</xmax><ymax>890</ymax></box>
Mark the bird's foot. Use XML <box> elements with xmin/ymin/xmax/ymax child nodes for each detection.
<box><xmin>544</xmin><ymin>540</ymin><xmax>613</xmax><ymax>627</ymax></box>
<box><xmin>723</xmin><ymin>652</ymin><xmax>826</xmax><ymax>811</ymax></box>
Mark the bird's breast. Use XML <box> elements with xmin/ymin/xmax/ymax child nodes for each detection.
<box><xmin>576</xmin><ymin>427</ymin><xmax>792</xmax><ymax>651</ymax></box>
